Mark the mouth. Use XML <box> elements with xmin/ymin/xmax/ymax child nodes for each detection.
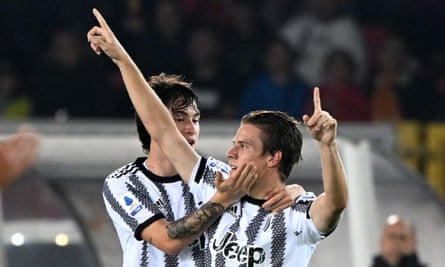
<box><xmin>229</xmin><ymin>163</ymin><xmax>237</xmax><ymax>171</ymax></box>
<box><xmin>187</xmin><ymin>139</ymin><xmax>195</xmax><ymax>147</ymax></box>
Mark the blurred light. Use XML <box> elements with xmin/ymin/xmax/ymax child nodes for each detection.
<box><xmin>387</xmin><ymin>214</ymin><xmax>401</xmax><ymax>225</ymax></box>
<box><xmin>55</xmin><ymin>233</ymin><xmax>70</xmax><ymax>247</ymax></box>
<box><xmin>11</xmin><ymin>233</ymin><xmax>25</xmax><ymax>246</ymax></box>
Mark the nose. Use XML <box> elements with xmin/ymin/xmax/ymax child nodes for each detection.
<box><xmin>184</xmin><ymin>120</ymin><xmax>197</xmax><ymax>135</ymax></box>
<box><xmin>225</xmin><ymin>145</ymin><xmax>236</xmax><ymax>159</ymax></box>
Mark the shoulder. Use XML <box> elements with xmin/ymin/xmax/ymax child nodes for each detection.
<box><xmin>293</xmin><ymin>192</ymin><xmax>317</xmax><ymax>215</ymax></box>
<box><xmin>205</xmin><ymin>157</ymin><xmax>230</xmax><ymax>178</ymax></box>
<box><xmin>191</xmin><ymin>157</ymin><xmax>229</xmax><ymax>186</ymax></box>
<box><xmin>106</xmin><ymin>158</ymin><xmax>145</xmax><ymax>179</ymax></box>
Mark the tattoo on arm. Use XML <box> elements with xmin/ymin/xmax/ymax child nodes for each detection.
<box><xmin>167</xmin><ymin>202</ymin><xmax>225</xmax><ymax>239</ymax></box>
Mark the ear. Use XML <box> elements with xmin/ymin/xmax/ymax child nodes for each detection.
<box><xmin>267</xmin><ymin>151</ymin><xmax>282</xmax><ymax>168</ymax></box>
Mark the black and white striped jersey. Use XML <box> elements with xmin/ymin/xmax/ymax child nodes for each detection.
<box><xmin>189</xmin><ymin>157</ymin><xmax>325</xmax><ymax>267</ymax></box>
<box><xmin>103</xmin><ymin>157</ymin><xmax>208</xmax><ymax>267</ymax></box>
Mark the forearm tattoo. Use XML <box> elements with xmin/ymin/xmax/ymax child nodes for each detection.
<box><xmin>167</xmin><ymin>201</ymin><xmax>225</xmax><ymax>239</ymax></box>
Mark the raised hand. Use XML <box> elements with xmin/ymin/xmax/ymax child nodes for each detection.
<box><xmin>302</xmin><ymin>87</ymin><xmax>337</xmax><ymax>145</ymax></box>
<box><xmin>87</xmin><ymin>8</ymin><xmax>127</xmax><ymax>63</ymax></box>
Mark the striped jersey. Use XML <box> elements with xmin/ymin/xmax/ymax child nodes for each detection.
<box><xmin>189</xmin><ymin>157</ymin><xmax>326</xmax><ymax>267</ymax></box>
<box><xmin>103</xmin><ymin>157</ymin><xmax>208</xmax><ymax>267</ymax></box>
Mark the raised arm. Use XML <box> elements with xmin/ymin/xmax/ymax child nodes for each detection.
<box><xmin>87</xmin><ymin>8</ymin><xmax>198</xmax><ymax>183</ymax></box>
<box><xmin>302</xmin><ymin>87</ymin><xmax>348</xmax><ymax>233</ymax></box>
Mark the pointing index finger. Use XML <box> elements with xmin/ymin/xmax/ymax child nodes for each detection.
<box><xmin>93</xmin><ymin>8</ymin><xmax>111</xmax><ymax>31</ymax></box>
<box><xmin>313</xmin><ymin>86</ymin><xmax>322</xmax><ymax>112</ymax></box>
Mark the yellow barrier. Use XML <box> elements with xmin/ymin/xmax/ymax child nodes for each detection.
<box><xmin>396</xmin><ymin>121</ymin><xmax>423</xmax><ymax>171</ymax></box>
<box><xmin>425</xmin><ymin>123</ymin><xmax>445</xmax><ymax>199</ymax></box>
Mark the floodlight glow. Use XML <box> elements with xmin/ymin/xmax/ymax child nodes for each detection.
<box><xmin>11</xmin><ymin>233</ymin><xmax>25</xmax><ymax>246</ymax></box>
<box><xmin>55</xmin><ymin>233</ymin><xmax>70</xmax><ymax>247</ymax></box>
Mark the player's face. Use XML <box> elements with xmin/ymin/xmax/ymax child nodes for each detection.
<box><xmin>226</xmin><ymin>123</ymin><xmax>272</xmax><ymax>178</ymax></box>
<box><xmin>171</xmin><ymin>105</ymin><xmax>200</xmax><ymax>149</ymax></box>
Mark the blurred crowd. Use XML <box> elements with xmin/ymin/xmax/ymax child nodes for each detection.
<box><xmin>1</xmin><ymin>0</ymin><xmax>444</xmax><ymax>122</ymax></box>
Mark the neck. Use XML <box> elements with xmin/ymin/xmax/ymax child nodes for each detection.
<box><xmin>248</xmin><ymin>173</ymin><xmax>284</xmax><ymax>199</ymax></box>
<box><xmin>146</xmin><ymin>144</ymin><xmax>178</xmax><ymax>177</ymax></box>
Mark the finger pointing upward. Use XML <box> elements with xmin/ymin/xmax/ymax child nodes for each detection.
<box><xmin>93</xmin><ymin>8</ymin><xmax>111</xmax><ymax>31</ymax></box>
<box><xmin>313</xmin><ymin>86</ymin><xmax>322</xmax><ymax>113</ymax></box>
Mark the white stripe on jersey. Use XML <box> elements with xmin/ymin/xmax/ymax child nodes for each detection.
<box><xmin>103</xmin><ymin>157</ymin><xmax>208</xmax><ymax>267</ymax></box>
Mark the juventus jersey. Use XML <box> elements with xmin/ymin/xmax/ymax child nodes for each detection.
<box><xmin>189</xmin><ymin>157</ymin><xmax>326</xmax><ymax>267</ymax></box>
<box><xmin>103</xmin><ymin>157</ymin><xmax>207</xmax><ymax>267</ymax></box>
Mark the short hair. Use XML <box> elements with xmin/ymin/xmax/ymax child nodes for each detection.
<box><xmin>135</xmin><ymin>73</ymin><xmax>199</xmax><ymax>153</ymax></box>
<box><xmin>241</xmin><ymin>110</ymin><xmax>303</xmax><ymax>181</ymax></box>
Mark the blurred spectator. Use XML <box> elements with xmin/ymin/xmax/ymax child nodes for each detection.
<box><xmin>280</xmin><ymin>0</ymin><xmax>368</xmax><ymax>87</ymax></box>
<box><xmin>0</xmin><ymin>129</ymin><xmax>39</xmax><ymax>189</ymax></box>
<box><xmin>427</xmin><ymin>49</ymin><xmax>445</xmax><ymax>121</ymax></box>
<box><xmin>1</xmin><ymin>0</ymin><xmax>443</xmax><ymax>121</ymax></box>
<box><xmin>132</xmin><ymin>0</ymin><xmax>188</xmax><ymax>76</ymax></box>
<box><xmin>183</xmin><ymin>26</ymin><xmax>236</xmax><ymax>118</ymax></box>
<box><xmin>179</xmin><ymin>0</ymin><xmax>233</xmax><ymax>31</ymax></box>
<box><xmin>225</xmin><ymin>1</ymin><xmax>268</xmax><ymax>90</ymax></box>
<box><xmin>390</xmin><ymin>0</ymin><xmax>445</xmax><ymax>69</ymax></box>
<box><xmin>260</xmin><ymin>0</ymin><xmax>301</xmax><ymax>33</ymax></box>
<box><xmin>0</xmin><ymin>61</ymin><xmax>32</xmax><ymax>119</ymax></box>
<box><xmin>29</xmin><ymin>27</ymin><xmax>126</xmax><ymax>119</ymax></box>
<box><xmin>307</xmin><ymin>48</ymin><xmax>370</xmax><ymax>122</ymax></box>
<box><xmin>238</xmin><ymin>38</ymin><xmax>309</xmax><ymax>119</ymax></box>
<box><xmin>369</xmin><ymin>34</ymin><xmax>433</xmax><ymax>122</ymax></box>
<box><xmin>370</xmin><ymin>214</ymin><xmax>427</xmax><ymax>267</ymax></box>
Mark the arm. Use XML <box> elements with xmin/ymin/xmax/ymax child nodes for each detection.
<box><xmin>87</xmin><ymin>8</ymin><xmax>197</xmax><ymax>183</ymax></box>
<box><xmin>302</xmin><ymin>87</ymin><xmax>348</xmax><ymax>233</ymax></box>
<box><xmin>0</xmin><ymin>129</ymin><xmax>39</xmax><ymax>189</ymax></box>
<box><xmin>140</xmin><ymin>163</ymin><xmax>257</xmax><ymax>255</ymax></box>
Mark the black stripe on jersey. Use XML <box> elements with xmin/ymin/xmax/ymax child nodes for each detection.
<box><xmin>194</xmin><ymin>157</ymin><xmax>208</xmax><ymax>184</ymax></box>
<box><xmin>140</xmin><ymin>240</ymin><xmax>149</xmax><ymax>266</ymax></box>
<box><xmin>103</xmin><ymin>180</ymin><xmax>139</xmax><ymax>231</ymax></box>
<box><xmin>108</xmin><ymin>161</ymin><xmax>139</xmax><ymax>179</ymax></box>
<box><xmin>164</xmin><ymin>253</ymin><xmax>179</xmax><ymax>266</ymax></box>
<box><xmin>181</xmin><ymin>182</ymin><xmax>206</xmax><ymax>266</ymax></box>
<box><xmin>271</xmin><ymin>212</ymin><xmax>286</xmax><ymax>266</ymax></box>
<box><xmin>245</xmin><ymin>207</ymin><xmax>267</xmax><ymax>245</ymax></box>
<box><xmin>127</xmin><ymin>174</ymin><xmax>163</xmax><ymax>217</ymax></box>
<box><xmin>153</xmin><ymin>182</ymin><xmax>175</xmax><ymax>220</ymax></box>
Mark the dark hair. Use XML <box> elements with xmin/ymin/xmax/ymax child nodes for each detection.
<box><xmin>241</xmin><ymin>110</ymin><xmax>303</xmax><ymax>181</ymax></box>
<box><xmin>135</xmin><ymin>73</ymin><xmax>199</xmax><ymax>153</ymax></box>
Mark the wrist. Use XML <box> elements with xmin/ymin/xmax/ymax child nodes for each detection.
<box><xmin>210</xmin><ymin>193</ymin><xmax>234</xmax><ymax>209</ymax></box>
<box><xmin>318</xmin><ymin>140</ymin><xmax>337</xmax><ymax>149</ymax></box>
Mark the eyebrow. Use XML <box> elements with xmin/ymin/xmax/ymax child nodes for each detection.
<box><xmin>173</xmin><ymin>110</ymin><xmax>201</xmax><ymax>117</ymax></box>
<box><xmin>233</xmin><ymin>140</ymin><xmax>251</xmax><ymax>146</ymax></box>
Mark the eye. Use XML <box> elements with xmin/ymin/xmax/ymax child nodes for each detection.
<box><xmin>174</xmin><ymin>116</ymin><xmax>184</xmax><ymax>122</ymax></box>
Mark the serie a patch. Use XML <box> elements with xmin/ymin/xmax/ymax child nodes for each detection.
<box><xmin>121</xmin><ymin>194</ymin><xmax>143</xmax><ymax>216</ymax></box>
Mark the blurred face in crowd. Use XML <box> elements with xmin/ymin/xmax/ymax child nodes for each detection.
<box><xmin>380</xmin><ymin>215</ymin><xmax>416</xmax><ymax>266</ymax></box>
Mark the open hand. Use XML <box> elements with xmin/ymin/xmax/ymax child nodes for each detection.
<box><xmin>213</xmin><ymin>162</ymin><xmax>257</xmax><ymax>207</ymax></box>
